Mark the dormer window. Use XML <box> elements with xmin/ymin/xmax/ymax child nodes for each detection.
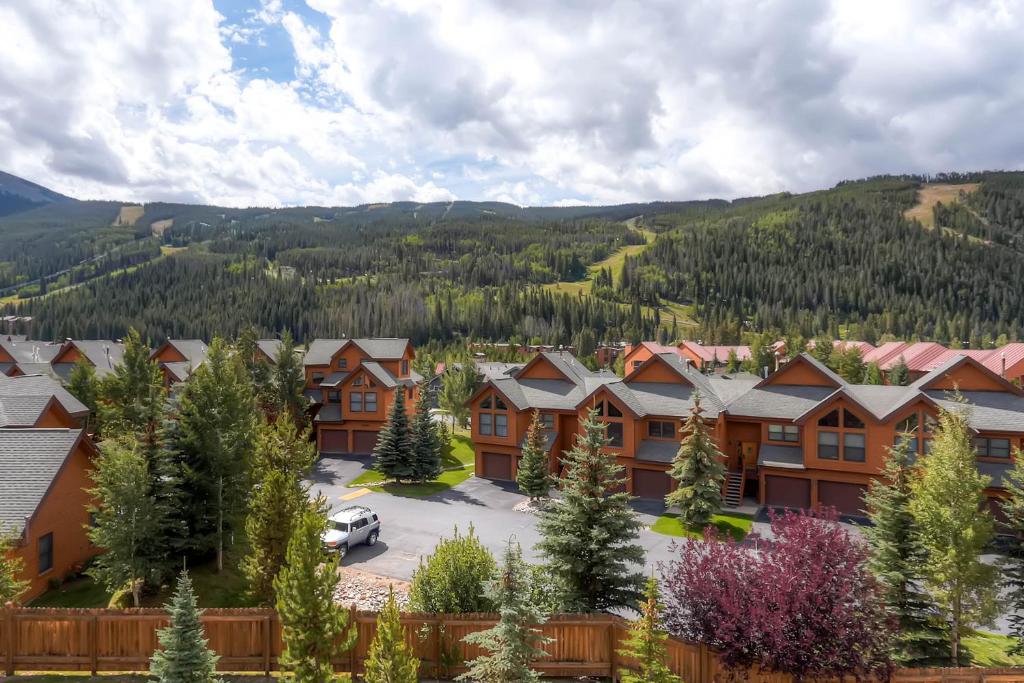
<box><xmin>338</xmin><ymin>358</ymin><xmax>348</xmax><ymax>369</ymax></box>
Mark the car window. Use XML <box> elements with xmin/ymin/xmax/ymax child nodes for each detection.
<box><xmin>353</xmin><ymin>518</ymin><xmax>368</xmax><ymax>529</ymax></box>
<box><xmin>331</xmin><ymin>521</ymin><xmax>349</xmax><ymax>532</ymax></box>
<box><xmin>371</xmin><ymin>514</ymin><xmax>378</xmax><ymax>522</ymax></box>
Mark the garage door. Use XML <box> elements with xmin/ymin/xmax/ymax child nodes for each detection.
<box><xmin>764</xmin><ymin>476</ymin><xmax>810</xmax><ymax>509</ymax></box>
<box><xmin>320</xmin><ymin>429</ymin><xmax>348</xmax><ymax>454</ymax></box>
<box><xmin>633</xmin><ymin>469</ymin><xmax>672</xmax><ymax>498</ymax></box>
<box><xmin>482</xmin><ymin>452</ymin><xmax>512</xmax><ymax>480</ymax></box>
<box><xmin>352</xmin><ymin>430</ymin><xmax>379</xmax><ymax>454</ymax></box>
<box><xmin>817</xmin><ymin>481</ymin><xmax>868</xmax><ymax>517</ymax></box>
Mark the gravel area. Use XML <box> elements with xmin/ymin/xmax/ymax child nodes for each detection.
<box><xmin>334</xmin><ymin>566</ymin><xmax>411</xmax><ymax>610</ymax></box>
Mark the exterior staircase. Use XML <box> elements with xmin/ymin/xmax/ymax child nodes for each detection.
<box><xmin>723</xmin><ymin>470</ymin><xmax>744</xmax><ymax>508</ymax></box>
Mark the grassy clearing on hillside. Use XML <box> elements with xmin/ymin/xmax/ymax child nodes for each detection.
<box><xmin>962</xmin><ymin>630</ymin><xmax>1024</xmax><ymax>667</ymax></box>
<box><xmin>651</xmin><ymin>512</ymin><xmax>754</xmax><ymax>542</ymax></box>
<box><xmin>904</xmin><ymin>183</ymin><xmax>979</xmax><ymax>227</ymax></box>
<box><xmin>347</xmin><ymin>433</ymin><xmax>476</xmax><ymax>496</ymax></box>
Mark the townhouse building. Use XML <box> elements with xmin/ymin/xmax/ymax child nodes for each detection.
<box><xmin>149</xmin><ymin>339</ymin><xmax>209</xmax><ymax>387</ymax></box>
<box><xmin>469</xmin><ymin>349</ymin><xmax>1024</xmax><ymax>518</ymax></box>
<box><xmin>304</xmin><ymin>338</ymin><xmax>421</xmax><ymax>455</ymax></box>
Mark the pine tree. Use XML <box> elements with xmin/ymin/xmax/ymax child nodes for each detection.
<box><xmin>174</xmin><ymin>338</ymin><xmax>256</xmax><ymax>571</ymax></box>
<box><xmin>516</xmin><ymin>411</ymin><xmax>552</xmax><ymax>501</ymax></box>
<box><xmin>460</xmin><ymin>541</ymin><xmax>551</xmax><ymax>683</ymax></box>
<box><xmin>364</xmin><ymin>588</ymin><xmax>420</xmax><ymax>683</ymax></box>
<box><xmin>1000</xmin><ymin>450</ymin><xmax>1024</xmax><ymax>654</ymax></box>
<box><xmin>272</xmin><ymin>330</ymin><xmax>307</xmax><ymax>426</ymax></box>
<box><xmin>88</xmin><ymin>435</ymin><xmax>173</xmax><ymax>606</ymax></box>
<box><xmin>150</xmin><ymin>570</ymin><xmax>222</xmax><ymax>683</ymax></box>
<box><xmin>373</xmin><ymin>390</ymin><xmax>415</xmax><ymax>483</ymax></box>
<box><xmin>864</xmin><ymin>361</ymin><xmax>885</xmax><ymax>385</ymax></box>
<box><xmin>236</xmin><ymin>326</ymin><xmax>274</xmax><ymax>413</ymax></box>
<box><xmin>863</xmin><ymin>440</ymin><xmax>946</xmax><ymax>664</ymax></box>
<box><xmin>890</xmin><ymin>357</ymin><xmax>910</xmax><ymax>386</ymax></box>
<box><xmin>67</xmin><ymin>357</ymin><xmax>98</xmax><ymax>425</ymax></box>
<box><xmin>275</xmin><ymin>498</ymin><xmax>355</xmax><ymax>683</ymax></box>
<box><xmin>724</xmin><ymin>349</ymin><xmax>739</xmax><ymax>374</ymax></box>
<box><xmin>665</xmin><ymin>394</ymin><xmax>726</xmax><ymax>529</ymax></box>
<box><xmin>536</xmin><ymin>409</ymin><xmax>644</xmax><ymax>611</ymax></box>
<box><xmin>618</xmin><ymin>577</ymin><xmax>679</xmax><ymax>683</ymax></box>
<box><xmin>410</xmin><ymin>383</ymin><xmax>443</xmax><ymax>482</ymax></box>
<box><xmin>0</xmin><ymin>534</ymin><xmax>28</xmax><ymax>604</ymax></box>
<box><xmin>96</xmin><ymin>327</ymin><xmax>166</xmax><ymax>437</ymax></box>
<box><xmin>242</xmin><ymin>417</ymin><xmax>316</xmax><ymax>605</ymax></box>
<box><xmin>910</xmin><ymin>407</ymin><xmax>998</xmax><ymax>664</ymax></box>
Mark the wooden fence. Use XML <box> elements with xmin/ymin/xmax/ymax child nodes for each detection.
<box><xmin>3</xmin><ymin>605</ymin><xmax>1024</xmax><ymax>682</ymax></box>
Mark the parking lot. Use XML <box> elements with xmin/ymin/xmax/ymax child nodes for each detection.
<box><xmin>307</xmin><ymin>454</ymin><xmax>693</xmax><ymax>581</ymax></box>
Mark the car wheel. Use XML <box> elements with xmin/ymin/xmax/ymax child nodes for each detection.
<box><xmin>338</xmin><ymin>543</ymin><xmax>348</xmax><ymax>559</ymax></box>
<box><xmin>366</xmin><ymin>530</ymin><xmax>379</xmax><ymax>547</ymax></box>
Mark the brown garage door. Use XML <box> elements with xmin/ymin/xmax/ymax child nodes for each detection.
<box><xmin>352</xmin><ymin>430</ymin><xmax>379</xmax><ymax>454</ymax></box>
<box><xmin>818</xmin><ymin>481</ymin><xmax>868</xmax><ymax>517</ymax></box>
<box><xmin>764</xmin><ymin>476</ymin><xmax>811</xmax><ymax>509</ymax></box>
<box><xmin>320</xmin><ymin>429</ymin><xmax>348</xmax><ymax>454</ymax></box>
<box><xmin>482</xmin><ymin>452</ymin><xmax>512</xmax><ymax>480</ymax></box>
<box><xmin>633</xmin><ymin>469</ymin><xmax>672</xmax><ymax>499</ymax></box>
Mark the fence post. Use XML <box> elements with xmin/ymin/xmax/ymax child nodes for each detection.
<box><xmin>263</xmin><ymin>612</ymin><xmax>272</xmax><ymax>677</ymax></box>
<box><xmin>89</xmin><ymin>613</ymin><xmax>98</xmax><ymax>675</ymax></box>
<box><xmin>348</xmin><ymin>605</ymin><xmax>358</xmax><ymax>676</ymax></box>
<box><xmin>3</xmin><ymin>602</ymin><xmax>15</xmax><ymax>676</ymax></box>
<box><xmin>607</xmin><ymin>619</ymin><xmax>618</xmax><ymax>682</ymax></box>
<box><xmin>434</xmin><ymin>614</ymin><xmax>444</xmax><ymax>680</ymax></box>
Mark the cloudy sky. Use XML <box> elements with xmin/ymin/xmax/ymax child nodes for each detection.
<box><xmin>1</xmin><ymin>0</ymin><xmax>1022</xmax><ymax>207</ymax></box>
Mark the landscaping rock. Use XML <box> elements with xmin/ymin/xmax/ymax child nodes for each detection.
<box><xmin>334</xmin><ymin>566</ymin><xmax>411</xmax><ymax>611</ymax></box>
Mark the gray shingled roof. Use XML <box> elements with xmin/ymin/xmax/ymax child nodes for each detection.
<box><xmin>618</xmin><ymin>382</ymin><xmax>724</xmax><ymax>419</ymax></box>
<box><xmin>362</xmin><ymin>361</ymin><xmax>398</xmax><ymax>389</ymax></box>
<box><xmin>319</xmin><ymin>371</ymin><xmax>350</xmax><ymax>387</ymax></box>
<box><xmin>929</xmin><ymin>391</ymin><xmax>1024</xmax><ymax>433</ymax></box>
<box><xmin>726</xmin><ymin>385</ymin><xmax>835</xmax><ymax>419</ymax></box>
<box><xmin>163</xmin><ymin>361</ymin><xmax>195</xmax><ymax>383</ymax></box>
<box><xmin>1</xmin><ymin>339</ymin><xmax>61</xmax><ymax>364</ymax></box>
<box><xmin>165</xmin><ymin>340</ymin><xmax>208</xmax><ymax>369</ymax></box>
<box><xmin>521</xmin><ymin>430</ymin><xmax>559</xmax><ymax>453</ymax></box>
<box><xmin>0</xmin><ymin>429</ymin><xmax>83</xmax><ymax>532</ymax></box>
<box><xmin>256</xmin><ymin>339</ymin><xmax>283</xmax><ymax>364</ymax></box>
<box><xmin>304</xmin><ymin>338</ymin><xmax>411</xmax><ymax>365</ymax></box>
<box><xmin>0</xmin><ymin>395</ymin><xmax>52</xmax><ymax>427</ymax></box>
<box><xmin>0</xmin><ymin>374</ymin><xmax>88</xmax><ymax>417</ymax></box>
<box><xmin>54</xmin><ymin>341</ymin><xmax>125</xmax><ymax>377</ymax></box>
<box><xmin>315</xmin><ymin>404</ymin><xmax>342</xmax><ymax>423</ymax></box>
<box><xmin>758</xmin><ymin>444</ymin><xmax>806</xmax><ymax>469</ymax></box>
<box><xmin>636</xmin><ymin>439</ymin><xmax>678</xmax><ymax>463</ymax></box>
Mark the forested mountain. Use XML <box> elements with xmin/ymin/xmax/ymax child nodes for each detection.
<box><xmin>0</xmin><ymin>170</ymin><xmax>72</xmax><ymax>218</ymax></box>
<box><xmin>3</xmin><ymin>170</ymin><xmax>1024</xmax><ymax>347</ymax></box>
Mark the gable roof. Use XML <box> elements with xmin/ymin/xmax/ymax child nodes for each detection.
<box><xmin>156</xmin><ymin>339</ymin><xmax>208</xmax><ymax>366</ymax></box>
<box><xmin>304</xmin><ymin>338</ymin><xmax>412</xmax><ymax>365</ymax></box>
<box><xmin>756</xmin><ymin>353</ymin><xmax>844</xmax><ymax>388</ymax></box>
<box><xmin>0</xmin><ymin>428</ymin><xmax>84</xmax><ymax>533</ymax></box>
<box><xmin>256</xmin><ymin>339</ymin><xmax>284</xmax><ymax>364</ymax></box>
<box><xmin>679</xmin><ymin>342</ymin><xmax>751</xmax><ymax>363</ymax></box>
<box><xmin>0</xmin><ymin>338</ymin><xmax>61</xmax><ymax>365</ymax></box>
<box><xmin>53</xmin><ymin>340</ymin><xmax>125</xmax><ymax>378</ymax></box>
<box><xmin>0</xmin><ymin>374</ymin><xmax>88</xmax><ymax>417</ymax></box>
<box><xmin>0</xmin><ymin>395</ymin><xmax>54</xmax><ymax>427</ymax></box>
<box><xmin>983</xmin><ymin>343</ymin><xmax>1024</xmax><ymax>376</ymax></box>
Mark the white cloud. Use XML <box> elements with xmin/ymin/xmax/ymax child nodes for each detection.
<box><xmin>0</xmin><ymin>0</ymin><xmax>1022</xmax><ymax>206</ymax></box>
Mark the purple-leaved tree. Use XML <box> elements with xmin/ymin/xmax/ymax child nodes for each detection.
<box><xmin>661</xmin><ymin>508</ymin><xmax>894</xmax><ymax>682</ymax></box>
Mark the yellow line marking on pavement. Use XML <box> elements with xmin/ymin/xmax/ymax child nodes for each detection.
<box><xmin>340</xmin><ymin>488</ymin><xmax>371</xmax><ymax>501</ymax></box>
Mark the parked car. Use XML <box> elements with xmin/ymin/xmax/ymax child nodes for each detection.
<box><xmin>322</xmin><ymin>505</ymin><xmax>381</xmax><ymax>559</ymax></box>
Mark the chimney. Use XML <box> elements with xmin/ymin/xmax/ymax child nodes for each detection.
<box><xmin>774</xmin><ymin>351</ymin><xmax>781</xmax><ymax>373</ymax></box>
<box><xmin>1002</xmin><ymin>352</ymin><xmax>1007</xmax><ymax>379</ymax></box>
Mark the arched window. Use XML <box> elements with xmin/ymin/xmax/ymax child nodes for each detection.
<box><xmin>478</xmin><ymin>394</ymin><xmax>509</xmax><ymax>438</ymax></box>
<box><xmin>817</xmin><ymin>405</ymin><xmax>866</xmax><ymax>462</ymax></box>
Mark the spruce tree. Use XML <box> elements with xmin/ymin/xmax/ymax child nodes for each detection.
<box><xmin>236</xmin><ymin>326</ymin><xmax>274</xmax><ymax>414</ymax></box>
<box><xmin>150</xmin><ymin>570</ymin><xmax>222</xmax><ymax>683</ymax></box>
<box><xmin>275</xmin><ymin>498</ymin><xmax>355</xmax><ymax>683</ymax></box>
<box><xmin>96</xmin><ymin>327</ymin><xmax>166</xmax><ymax>437</ymax></box>
<box><xmin>242</xmin><ymin>417</ymin><xmax>316</xmax><ymax>605</ymax></box>
<box><xmin>617</xmin><ymin>577</ymin><xmax>679</xmax><ymax>683</ymax></box>
<box><xmin>373</xmin><ymin>390</ymin><xmax>415</xmax><ymax>483</ymax></box>
<box><xmin>665</xmin><ymin>394</ymin><xmax>726</xmax><ymax>529</ymax></box>
<box><xmin>410</xmin><ymin>383</ymin><xmax>443</xmax><ymax>482</ymax></box>
<box><xmin>724</xmin><ymin>349</ymin><xmax>739</xmax><ymax>374</ymax></box>
<box><xmin>174</xmin><ymin>338</ymin><xmax>256</xmax><ymax>571</ymax></box>
<box><xmin>863</xmin><ymin>440</ymin><xmax>946</xmax><ymax>664</ymax></box>
<box><xmin>67</xmin><ymin>357</ymin><xmax>98</xmax><ymax>425</ymax></box>
<box><xmin>536</xmin><ymin>409</ymin><xmax>644</xmax><ymax>611</ymax></box>
<box><xmin>910</xmin><ymin>407</ymin><xmax>998</xmax><ymax>664</ymax></box>
<box><xmin>0</xmin><ymin>534</ymin><xmax>28</xmax><ymax>604</ymax></box>
<box><xmin>364</xmin><ymin>588</ymin><xmax>420</xmax><ymax>683</ymax></box>
<box><xmin>516</xmin><ymin>410</ymin><xmax>552</xmax><ymax>501</ymax></box>
<box><xmin>890</xmin><ymin>357</ymin><xmax>910</xmax><ymax>386</ymax></box>
<box><xmin>1000</xmin><ymin>450</ymin><xmax>1024</xmax><ymax>654</ymax></box>
<box><xmin>864</xmin><ymin>361</ymin><xmax>885</xmax><ymax>385</ymax></box>
<box><xmin>460</xmin><ymin>541</ymin><xmax>551</xmax><ymax>683</ymax></box>
<box><xmin>272</xmin><ymin>330</ymin><xmax>307</xmax><ymax>426</ymax></box>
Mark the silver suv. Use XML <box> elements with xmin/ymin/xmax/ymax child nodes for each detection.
<box><xmin>322</xmin><ymin>505</ymin><xmax>381</xmax><ymax>559</ymax></box>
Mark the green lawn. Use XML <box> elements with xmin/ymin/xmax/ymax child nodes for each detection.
<box><xmin>962</xmin><ymin>630</ymin><xmax>1024</xmax><ymax>667</ymax></box>
<box><xmin>28</xmin><ymin>554</ymin><xmax>255</xmax><ymax>609</ymax></box>
<box><xmin>348</xmin><ymin>433</ymin><xmax>475</xmax><ymax>496</ymax></box>
<box><xmin>650</xmin><ymin>512</ymin><xmax>754</xmax><ymax>542</ymax></box>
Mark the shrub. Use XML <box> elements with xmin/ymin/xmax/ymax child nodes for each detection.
<box><xmin>409</xmin><ymin>525</ymin><xmax>496</xmax><ymax>613</ymax></box>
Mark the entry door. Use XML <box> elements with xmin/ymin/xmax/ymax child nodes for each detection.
<box><xmin>741</xmin><ymin>442</ymin><xmax>758</xmax><ymax>471</ymax></box>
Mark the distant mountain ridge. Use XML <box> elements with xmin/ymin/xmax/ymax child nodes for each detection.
<box><xmin>0</xmin><ymin>170</ymin><xmax>74</xmax><ymax>218</ymax></box>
